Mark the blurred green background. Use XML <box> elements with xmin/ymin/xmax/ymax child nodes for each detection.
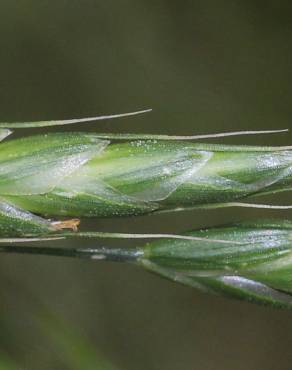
<box><xmin>1</xmin><ymin>1</ymin><xmax>292</xmax><ymax>369</ymax></box>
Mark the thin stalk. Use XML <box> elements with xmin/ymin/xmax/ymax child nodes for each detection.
<box><xmin>56</xmin><ymin>231</ymin><xmax>242</xmax><ymax>245</ymax></box>
<box><xmin>0</xmin><ymin>244</ymin><xmax>141</xmax><ymax>262</ymax></box>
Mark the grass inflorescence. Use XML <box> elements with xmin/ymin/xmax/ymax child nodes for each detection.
<box><xmin>0</xmin><ymin>111</ymin><xmax>292</xmax><ymax>309</ymax></box>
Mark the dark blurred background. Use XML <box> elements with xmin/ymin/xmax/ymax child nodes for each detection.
<box><xmin>1</xmin><ymin>1</ymin><xmax>292</xmax><ymax>369</ymax></box>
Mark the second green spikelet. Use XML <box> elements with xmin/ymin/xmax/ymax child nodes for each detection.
<box><xmin>3</xmin><ymin>219</ymin><xmax>292</xmax><ymax>309</ymax></box>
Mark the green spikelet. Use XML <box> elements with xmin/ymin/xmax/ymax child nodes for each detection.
<box><xmin>0</xmin><ymin>132</ymin><xmax>291</xmax><ymax>219</ymax></box>
<box><xmin>3</xmin><ymin>219</ymin><xmax>292</xmax><ymax>309</ymax></box>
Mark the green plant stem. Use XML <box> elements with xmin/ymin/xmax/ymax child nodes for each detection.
<box><xmin>0</xmin><ymin>245</ymin><xmax>141</xmax><ymax>262</ymax></box>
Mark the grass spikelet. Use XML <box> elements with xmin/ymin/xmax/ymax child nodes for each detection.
<box><xmin>0</xmin><ymin>131</ymin><xmax>291</xmax><ymax>218</ymax></box>
<box><xmin>3</xmin><ymin>219</ymin><xmax>292</xmax><ymax>309</ymax></box>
